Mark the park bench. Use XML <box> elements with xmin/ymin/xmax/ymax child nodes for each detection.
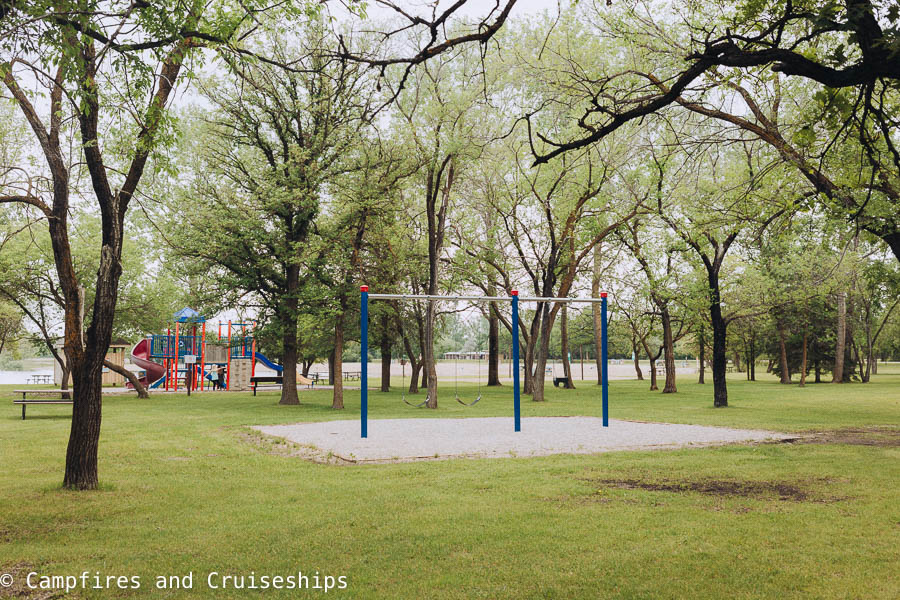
<box><xmin>13</xmin><ymin>389</ymin><xmax>74</xmax><ymax>420</ymax></box>
<box><xmin>250</xmin><ymin>376</ymin><xmax>283</xmax><ymax>396</ymax></box>
<box><xmin>250</xmin><ymin>374</ymin><xmax>319</xmax><ymax>395</ymax></box>
<box><xmin>343</xmin><ymin>371</ymin><xmax>361</xmax><ymax>381</ymax></box>
<box><xmin>552</xmin><ymin>377</ymin><xmax>571</xmax><ymax>388</ymax></box>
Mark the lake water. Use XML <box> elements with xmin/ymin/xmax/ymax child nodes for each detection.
<box><xmin>0</xmin><ymin>358</ymin><xmax>55</xmax><ymax>385</ymax></box>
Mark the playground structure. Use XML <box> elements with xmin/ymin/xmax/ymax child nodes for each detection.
<box><xmin>128</xmin><ymin>308</ymin><xmax>282</xmax><ymax>392</ymax></box>
<box><xmin>359</xmin><ymin>287</ymin><xmax>609</xmax><ymax>438</ymax></box>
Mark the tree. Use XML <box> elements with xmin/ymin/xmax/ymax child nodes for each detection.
<box><xmin>1</xmin><ymin>1</ymin><xmax>346</xmax><ymax>488</ymax></box>
<box><xmin>526</xmin><ymin>1</ymin><xmax>900</xmax><ymax>263</ymax></box>
<box><xmin>619</xmin><ymin>218</ymin><xmax>691</xmax><ymax>393</ymax></box>
<box><xmin>850</xmin><ymin>248</ymin><xmax>900</xmax><ymax>381</ymax></box>
<box><xmin>653</xmin><ymin>134</ymin><xmax>790</xmax><ymax>407</ymax></box>
<box><xmin>171</xmin><ymin>24</ymin><xmax>374</xmax><ymax>405</ymax></box>
<box><xmin>305</xmin><ymin>135</ymin><xmax>408</xmax><ymax>409</ymax></box>
<box><xmin>385</xmin><ymin>41</ymin><xmax>491</xmax><ymax>408</ymax></box>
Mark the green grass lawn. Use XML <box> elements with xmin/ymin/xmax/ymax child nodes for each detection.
<box><xmin>1</xmin><ymin>372</ymin><xmax>898</xmax><ymax>599</ymax></box>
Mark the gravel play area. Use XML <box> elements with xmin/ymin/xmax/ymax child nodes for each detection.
<box><xmin>252</xmin><ymin>417</ymin><xmax>789</xmax><ymax>463</ymax></box>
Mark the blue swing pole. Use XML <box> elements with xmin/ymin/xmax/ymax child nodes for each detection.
<box><xmin>601</xmin><ymin>292</ymin><xmax>608</xmax><ymax>427</ymax></box>
<box><xmin>511</xmin><ymin>290</ymin><xmax>521</xmax><ymax>432</ymax></box>
<box><xmin>360</xmin><ymin>285</ymin><xmax>369</xmax><ymax>438</ymax></box>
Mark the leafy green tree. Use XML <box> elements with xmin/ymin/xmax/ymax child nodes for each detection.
<box><xmin>1</xmin><ymin>0</ymin><xmax>320</xmax><ymax>489</ymax></box>
<box><xmin>653</xmin><ymin>132</ymin><xmax>793</xmax><ymax>407</ymax></box>
<box><xmin>384</xmin><ymin>40</ymin><xmax>493</xmax><ymax>408</ymax></box>
<box><xmin>302</xmin><ymin>136</ymin><xmax>407</xmax><ymax>408</ymax></box>
<box><xmin>170</xmin><ymin>23</ymin><xmax>375</xmax><ymax>405</ymax></box>
<box><xmin>525</xmin><ymin>0</ymin><xmax>900</xmax><ymax>262</ymax></box>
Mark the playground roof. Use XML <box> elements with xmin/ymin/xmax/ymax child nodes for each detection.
<box><xmin>173</xmin><ymin>307</ymin><xmax>205</xmax><ymax>323</ymax></box>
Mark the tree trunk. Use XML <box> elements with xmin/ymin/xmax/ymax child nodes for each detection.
<box><xmin>327</xmin><ymin>350</ymin><xmax>335</xmax><ymax>386</ymax></box>
<box><xmin>777</xmin><ymin>319</ymin><xmax>791</xmax><ymax>384</ymax></box>
<box><xmin>749</xmin><ymin>336</ymin><xmax>756</xmax><ymax>381</ymax></box>
<box><xmin>632</xmin><ymin>337</ymin><xmax>644</xmax><ymax>380</ymax></box>
<box><xmin>64</xmin><ymin>362</ymin><xmax>103</xmax><ymax>490</ymax></box>
<box><xmin>560</xmin><ymin>304</ymin><xmax>575</xmax><ymax>389</ymax></box>
<box><xmin>733</xmin><ymin>351</ymin><xmax>742</xmax><ymax>373</ymax></box>
<box><xmin>592</xmin><ymin>244</ymin><xmax>604</xmax><ymax>385</ymax></box>
<box><xmin>799</xmin><ymin>328</ymin><xmax>808</xmax><ymax>388</ymax></box>
<box><xmin>833</xmin><ymin>291</ymin><xmax>846</xmax><ymax>383</ymax></box>
<box><xmin>380</xmin><ymin>313</ymin><xmax>391</xmax><ymax>392</ymax></box>
<box><xmin>642</xmin><ymin>340</ymin><xmax>661</xmax><ymax>391</ymax></box>
<box><xmin>522</xmin><ymin>311</ymin><xmax>541</xmax><ymax>395</ymax></box>
<box><xmin>409</xmin><ymin>362</ymin><xmax>421</xmax><ymax>393</ymax></box>
<box><xmin>863</xmin><ymin>307</ymin><xmax>873</xmax><ymax>383</ymax></box>
<box><xmin>531</xmin><ymin>303</ymin><xmax>553</xmax><ymax>402</ymax></box>
<box><xmin>424</xmin><ymin>301</ymin><xmax>438</xmax><ymax>408</ymax></box>
<box><xmin>422</xmin><ymin>159</ymin><xmax>454</xmax><ymax>409</ymax></box>
<box><xmin>698</xmin><ymin>327</ymin><xmax>705</xmax><ymax>384</ymax></box>
<box><xmin>814</xmin><ymin>360</ymin><xmax>821</xmax><ymax>383</ymax></box>
<box><xmin>661</xmin><ymin>308</ymin><xmax>676</xmax><ymax>393</ymax></box>
<box><xmin>103</xmin><ymin>359</ymin><xmax>148</xmax><ymax>398</ymax></box>
<box><xmin>487</xmin><ymin>302</ymin><xmax>501</xmax><ymax>386</ymax></box>
<box><xmin>745</xmin><ymin>347</ymin><xmax>751</xmax><ymax>381</ymax></box>
<box><xmin>332</xmin><ymin>311</ymin><xmax>344</xmax><ymax>409</ymax></box>
<box><xmin>708</xmin><ymin>270</ymin><xmax>728</xmax><ymax>407</ymax></box>
<box><xmin>59</xmin><ymin>367</ymin><xmax>71</xmax><ymax>400</ymax></box>
<box><xmin>395</xmin><ymin>308</ymin><xmax>421</xmax><ymax>395</ymax></box>
<box><xmin>278</xmin><ymin>265</ymin><xmax>300</xmax><ymax>405</ymax></box>
<box><xmin>852</xmin><ymin>341</ymin><xmax>865</xmax><ymax>382</ymax></box>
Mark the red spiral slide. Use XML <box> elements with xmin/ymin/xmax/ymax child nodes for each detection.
<box><xmin>128</xmin><ymin>338</ymin><xmax>166</xmax><ymax>389</ymax></box>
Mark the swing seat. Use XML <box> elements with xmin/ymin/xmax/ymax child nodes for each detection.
<box><xmin>456</xmin><ymin>395</ymin><xmax>481</xmax><ymax>407</ymax></box>
<box><xmin>403</xmin><ymin>394</ymin><xmax>430</xmax><ymax>408</ymax></box>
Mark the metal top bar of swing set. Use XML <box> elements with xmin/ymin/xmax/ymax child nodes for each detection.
<box><xmin>359</xmin><ymin>286</ymin><xmax>609</xmax><ymax>438</ymax></box>
<box><xmin>366</xmin><ymin>293</ymin><xmax>608</xmax><ymax>303</ymax></box>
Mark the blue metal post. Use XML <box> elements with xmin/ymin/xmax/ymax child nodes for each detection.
<box><xmin>360</xmin><ymin>286</ymin><xmax>369</xmax><ymax>438</ymax></box>
<box><xmin>512</xmin><ymin>290</ymin><xmax>520</xmax><ymax>432</ymax></box>
<box><xmin>601</xmin><ymin>293</ymin><xmax>608</xmax><ymax>427</ymax></box>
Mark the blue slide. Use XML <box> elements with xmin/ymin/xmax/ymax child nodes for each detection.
<box><xmin>254</xmin><ymin>353</ymin><xmax>283</xmax><ymax>374</ymax></box>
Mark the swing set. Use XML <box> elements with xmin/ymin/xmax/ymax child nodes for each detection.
<box><xmin>360</xmin><ymin>287</ymin><xmax>609</xmax><ymax>438</ymax></box>
<box><xmin>399</xmin><ymin>316</ymin><xmax>484</xmax><ymax>408</ymax></box>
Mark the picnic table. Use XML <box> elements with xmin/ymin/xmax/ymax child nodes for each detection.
<box><xmin>250</xmin><ymin>375</ymin><xmax>283</xmax><ymax>396</ymax></box>
<box><xmin>27</xmin><ymin>374</ymin><xmax>53</xmax><ymax>384</ymax></box>
<box><xmin>13</xmin><ymin>389</ymin><xmax>73</xmax><ymax>420</ymax></box>
<box><xmin>343</xmin><ymin>371</ymin><xmax>361</xmax><ymax>381</ymax></box>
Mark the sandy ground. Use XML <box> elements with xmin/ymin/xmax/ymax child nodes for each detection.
<box><xmin>253</xmin><ymin>417</ymin><xmax>789</xmax><ymax>463</ymax></box>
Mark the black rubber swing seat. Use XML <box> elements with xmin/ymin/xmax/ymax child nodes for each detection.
<box><xmin>403</xmin><ymin>395</ymin><xmax>430</xmax><ymax>408</ymax></box>
<box><xmin>456</xmin><ymin>395</ymin><xmax>481</xmax><ymax>407</ymax></box>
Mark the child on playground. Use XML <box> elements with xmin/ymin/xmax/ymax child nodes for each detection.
<box><xmin>216</xmin><ymin>366</ymin><xmax>225</xmax><ymax>390</ymax></box>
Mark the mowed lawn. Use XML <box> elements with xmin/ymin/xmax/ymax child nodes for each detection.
<box><xmin>1</xmin><ymin>370</ymin><xmax>898</xmax><ymax>599</ymax></box>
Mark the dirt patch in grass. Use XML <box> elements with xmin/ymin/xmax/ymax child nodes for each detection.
<box><xmin>573</xmin><ymin>475</ymin><xmax>848</xmax><ymax>505</ymax></box>
<box><xmin>589</xmin><ymin>478</ymin><xmax>818</xmax><ymax>501</ymax></box>
<box><xmin>0</xmin><ymin>562</ymin><xmax>62</xmax><ymax>599</ymax></box>
<box><xmin>783</xmin><ymin>427</ymin><xmax>900</xmax><ymax>447</ymax></box>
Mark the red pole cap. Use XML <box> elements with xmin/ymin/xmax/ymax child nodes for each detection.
<box><xmin>510</xmin><ymin>290</ymin><xmax>518</xmax><ymax>296</ymax></box>
<box><xmin>600</xmin><ymin>292</ymin><xmax>607</xmax><ymax>298</ymax></box>
<box><xmin>360</xmin><ymin>285</ymin><xmax>369</xmax><ymax>292</ymax></box>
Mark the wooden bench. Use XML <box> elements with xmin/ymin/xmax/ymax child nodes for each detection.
<box><xmin>13</xmin><ymin>389</ymin><xmax>74</xmax><ymax>420</ymax></box>
<box><xmin>250</xmin><ymin>376</ymin><xmax>283</xmax><ymax>396</ymax></box>
<box><xmin>343</xmin><ymin>371</ymin><xmax>360</xmax><ymax>381</ymax></box>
